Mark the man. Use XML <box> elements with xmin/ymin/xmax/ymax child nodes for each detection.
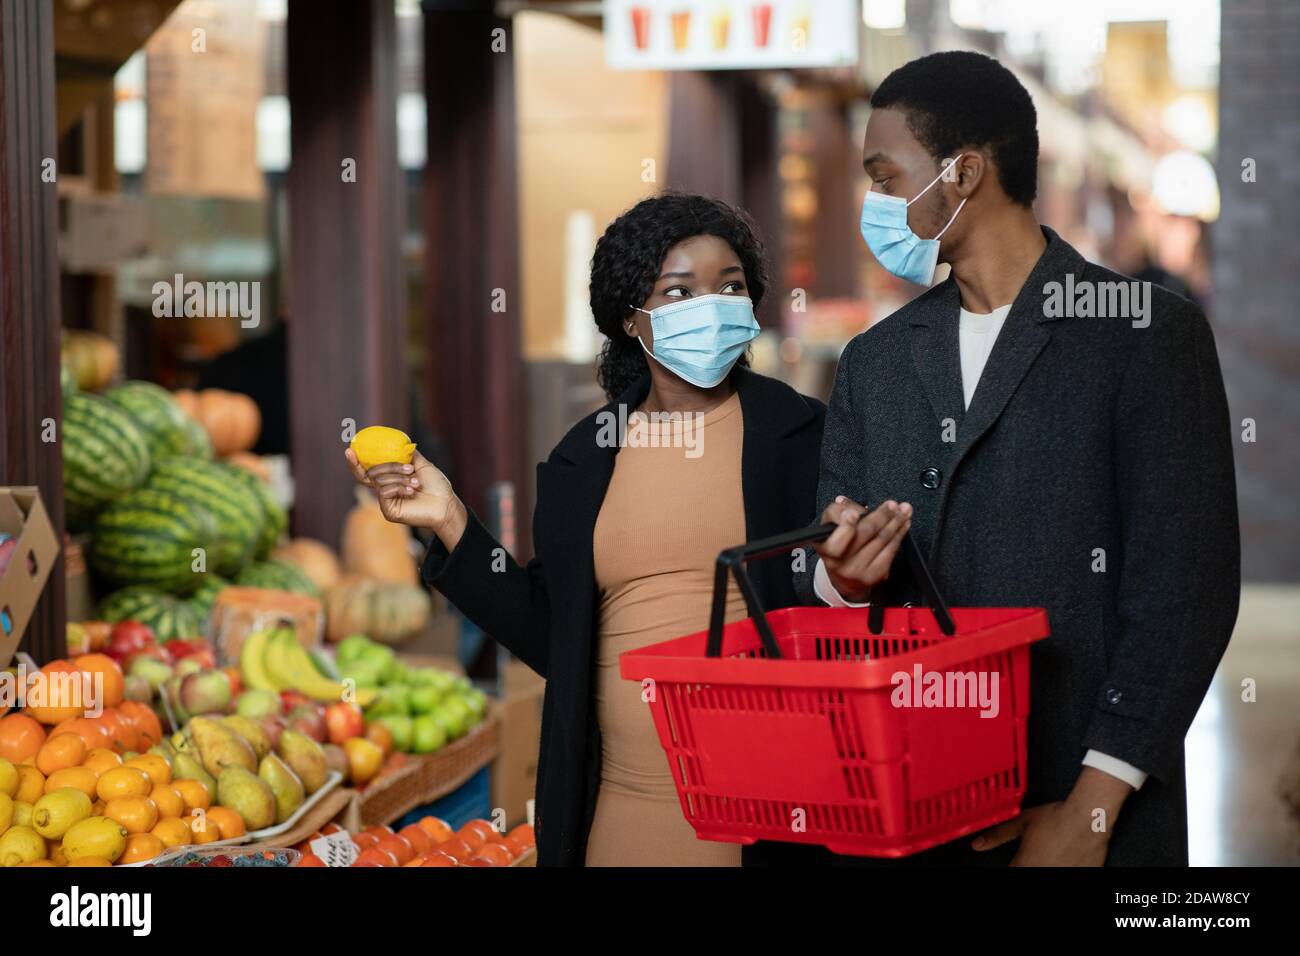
<box><xmin>800</xmin><ymin>51</ymin><xmax>1240</xmax><ymax>866</ymax></box>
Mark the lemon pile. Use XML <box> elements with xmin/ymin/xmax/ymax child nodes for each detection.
<box><xmin>350</xmin><ymin>426</ymin><xmax>417</xmax><ymax>471</ymax></box>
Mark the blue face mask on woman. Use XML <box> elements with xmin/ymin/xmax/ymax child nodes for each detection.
<box><xmin>860</xmin><ymin>155</ymin><xmax>966</xmax><ymax>286</ymax></box>
<box><xmin>631</xmin><ymin>294</ymin><xmax>760</xmax><ymax>389</ymax></box>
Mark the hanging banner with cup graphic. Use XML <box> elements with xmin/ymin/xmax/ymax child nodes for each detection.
<box><xmin>605</xmin><ymin>0</ymin><xmax>859</xmax><ymax>71</ymax></box>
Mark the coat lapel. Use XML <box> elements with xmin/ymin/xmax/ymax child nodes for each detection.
<box><xmin>907</xmin><ymin>280</ymin><xmax>966</xmax><ymax>430</ymax></box>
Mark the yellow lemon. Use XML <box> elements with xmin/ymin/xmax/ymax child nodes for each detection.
<box><xmin>96</xmin><ymin>765</ymin><xmax>151</xmax><ymax>801</ymax></box>
<box><xmin>350</xmin><ymin>426</ymin><xmax>417</xmax><ymax>471</ymax></box>
<box><xmin>14</xmin><ymin>765</ymin><xmax>44</xmax><ymax>803</ymax></box>
<box><xmin>61</xmin><ymin>816</ymin><xmax>128</xmax><ymax>864</ymax></box>
<box><xmin>0</xmin><ymin>756</ymin><xmax>18</xmax><ymax>797</ymax></box>
<box><xmin>32</xmin><ymin>787</ymin><xmax>93</xmax><ymax>839</ymax></box>
<box><xmin>44</xmin><ymin>766</ymin><xmax>98</xmax><ymax>800</ymax></box>
<box><xmin>0</xmin><ymin>825</ymin><xmax>46</xmax><ymax>867</ymax></box>
<box><xmin>66</xmin><ymin>856</ymin><xmax>112</xmax><ymax>867</ymax></box>
<box><xmin>19</xmin><ymin>859</ymin><xmax>56</xmax><ymax>867</ymax></box>
<box><xmin>11</xmin><ymin>800</ymin><xmax>34</xmax><ymax>828</ymax></box>
<box><xmin>125</xmin><ymin>755</ymin><xmax>170</xmax><ymax>787</ymax></box>
<box><xmin>150</xmin><ymin>817</ymin><xmax>193</xmax><ymax>849</ymax></box>
<box><xmin>0</xmin><ymin>792</ymin><xmax>12</xmax><ymax>831</ymax></box>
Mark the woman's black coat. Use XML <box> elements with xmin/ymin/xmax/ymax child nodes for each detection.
<box><xmin>421</xmin><ymin>367</ymin><xmax>826</xmax><ymax>866</ymax></box>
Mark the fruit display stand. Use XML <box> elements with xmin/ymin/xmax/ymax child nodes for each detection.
<box><xmin>347</xmin><ymin>703</ymin><xmax>500</xmax><ymax>831</ymax></box>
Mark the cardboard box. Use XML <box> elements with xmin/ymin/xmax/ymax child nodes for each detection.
<box><xmin>0</xmin><ymin>488</ymin><xmax>61</xmax><ymax>669</ymax></box>
<box><xmin>491</xmin><ymin>659</ymin><xmax>545</xmax><ymax>827</ymax></box>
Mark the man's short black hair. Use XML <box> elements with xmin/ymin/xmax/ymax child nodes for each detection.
<box><xmin>871</xmin><ymin>50</ymin><xmax>1039</xmax><ymax>207</ymax></box>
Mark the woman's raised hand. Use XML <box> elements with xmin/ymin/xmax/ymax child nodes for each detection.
<box><xmin>345</xmin><ymin>448</ymin><xmax>467</xmax><ymax>547</ymax></box>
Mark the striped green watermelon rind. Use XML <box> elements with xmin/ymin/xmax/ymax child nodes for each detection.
<box><xmin>103</xmin><ymin>381</ymin><xmax>194</xmax><ymax>465</ymax></box>
<box><xmin>187</xmin><ymin>573</ymin><xmax>230</xmax><ymax>627</ymax></box>
<box><xmin>145</xmin><ymin>457</ymin><xmax>265</xmax><ymax>578</ymax></box>
<box><xmin>88</xmin><ymin>487</ymin><xmax>217</xmax><ymax>595</ymax></box>
<box><xmin>62</xmin><ymin>392</ymin><xmax>152</xmax><ymax>532</ymax></box>
<box><xmin>98</xmin><ymin>585</ymin><xmax>204</xmax><ymax>640</ymax></box>
<box><xmin>234</xmin><ymin>558</ymin><xmax>320</xmax><ymax>597</ymax></box>
<box><xmin>182</xmin><ymin>415</ymin><xmax>213</xmax><ymax>459</ymax></box>
<box><xmin>221</xmin><ymin>462</ymin><xmax>286</xmax><ymax>559</ymax></box>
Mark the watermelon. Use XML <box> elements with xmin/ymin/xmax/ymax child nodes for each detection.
<box><xmin>88</xmin><ymin>487</ymin><xmax>217</xmax><ymax>595</ymax></box>
<box><xmin>187</xmin><ymin>573</ymin><xmax>230</xmax><ymax>626</ymax></box>
<box><xmin>181</xmin><ymin>415</ymin><xmax>213</xmax><ymax>459</ymax></box>
<box><xmin>104</xmin><ymin>380</ymin><xmax>200</xmax><ymax>462</ymax></box>
<box><xmin>235</xmin><ymin>559</ymin><xmax>320</xmax><ymax>597</ymax></box>
<box><xmin>62</xmin><ymin>392</ymin><xmax>151</xmax><ymax>531</ymax></box>
<box><xmin>60</xmin><ymin>363</ymin><xmax>76</xmax><ymax>397</ymax></box>
<box><xmin>146</xmin><ymin>457</ymin><xmax>265</xmax><ymax>577</ymax></box>
<box><xmin>99</xmin><ymin>586</ymin><xmax>204</xmax><ymax>640</ymax></box>
<box><xmin>223</xmin><ymin>462</ymin><xmax>286</xmax><ymax>559</ymax></box>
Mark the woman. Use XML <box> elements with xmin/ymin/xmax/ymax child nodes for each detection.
<box><xmin>346</xmin><ymin>194</ymin><xmax>832</xmax><ymax>866</ymax></box>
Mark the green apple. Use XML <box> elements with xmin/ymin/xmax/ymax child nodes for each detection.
<box><xmin>236</xmin><ymin>688</ymin><xmax>281</xmax><ymax>719</ymax></box>
<box><xmin>408</xmin><ymin>684</ymin><xmax>442</xmax><ymax>715</ymax></box>
<box><xmin>357</xmin><ymin>643</ymin><xmax>397</xmax><ymax>684</ymax></box>
<box><xmin>339</xmin><ymin>658</ymin><xmax>384</xmax><ymax>688</ymax></box>
<box><xmin>335</xmin><ymin>634</ymin><xmax>373</xmax><ymax>665</ymax></box>
<box><xmin>462</xmin><ymin>688</ymin><xmax>487</xmax><ymax>720</ymax></box>
<box><xmin>411</xmin><ymin>714</ymin><xmax>446</xmax><ymax>754</ymax></box>
<box><xmin>376</xmin><ymin>714</ymin><xmax>413</xmax><ymax>753</ymax></box>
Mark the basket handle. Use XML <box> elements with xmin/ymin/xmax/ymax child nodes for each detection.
<box><xmin>705</xmin><ymin>516</ymin><xmax>955</xmax><ymax>659</ymax></box>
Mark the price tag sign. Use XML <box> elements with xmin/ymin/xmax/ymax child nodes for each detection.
<box><xmin>310</xmin><ymin>831</ymin><xmax>358</xmax><ymax>868</ymax></box>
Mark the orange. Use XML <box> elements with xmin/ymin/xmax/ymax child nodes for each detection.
<box><xmin>0</xmin><ymin>713</ymin><xmax>46</xmax><ymax>764</ymax></box>
<box><xmin>297</xmin><ymin>853</ymin><xmax>327</xmax><ymax>867</ymax></box>
<box><xmin>118</xmin><ymin>832</ymin><xmax>165</xmax><ymax>865</ymax></box>
<box><xmin>81</xmin><ymin>748</ymin><xmax>122</xmax><ymax>775</ymax></box>
<box><xmin>19</xmin><ymin>859</ymin><xmax>57</xmax><ymax>867</ymax></box>
<box><xmin>455</xmin><ymin>823</ymin><xmax>486</xmax><ymax>852</ymax></box>
<box><xmin>149</xmin><ymin>784</ymin><xmax>185</xmax><ymax>819</ymax></box>
<box><xmin>72</xmin><ymin>654</ymin><xmax>124</xmax><ymax>708</ymax></box>
<box><xmin>43</xmin><ymin>767</ymin><xmax>96</xmax><ymax>800</ymax></box>
<box><xmin>48</xmin><ymin>843</ymin><xmax>69</xmax><ymax>866</ymax></box>
<box><xmin>125</xmin><ymin>755</ymin><xmax>170</xmax><ymax>787</ymax></box>
<box><xmin>377</xmin><ymin>835</ymin><xmax>415</xmax><ymax>864</ymax></box>
<box><xmin>416</xmin><ymin>815</ymin><xmax>454</xmax><ymax>844</ymax></box>
<box><xmin>507</xmin><ymin>823</ymin><xmax>535</xmax><ymax>848</ymax></box>
<box><xmin>49</xmin><ymin>717</ymin><xmax>110</xmax><ymax>752</ymax></box>
<box><xmin>398</xmin><ymin>823</ymin><xmax>435</xmax><ymax>856</ymax></box>
<box><xmin>474</xmin><ymin>843</ymin><xmax>514</xmax><ymax>867</ymax></box>
<box><xmin>187</xmin><ymin>812</ymin><xmax>222</xmax><ymax>844</ymax></box>
<box><xmin>95</xmin><ymin>766</ymin><xmax>151</xmax><ymax>801</ymax></box>
<box><xmin>15</xmin><ymin>765</ymin><xmax>47</xmax><ymax>803</ymax></box>
<box><xmin>117</xmin><ymin>702</ymin><xmax>164</xmax><ymax>750</ymax></box>
<box><xmin>150</xmin><ymin>817</ymin><xmax>193</xmax><ymax>849</ymax></box>
<box><xmin>94</xmin><ymin>708</ymin><xmax>138</xmax><ymax>753</ymax></box>
<box><xmin>35</xmin><ymin>734</ymin><xmax>86</xmax><ymax>775</ymax></box>
<box><xmin>172</xmin><ymin>778</ymin><xmax>210</xmax><ymax>812</ymax></box>
<box><xmin>104</xmin><ymin>796</ymin><xmax>159</xmax><ymax>834</ymax></box>
<box><xmin>25</xmin><ymin>661</ymin><xmax>88</xmax><ymax>724</ymax></box>
<box><xmin>204</xmin><ymin>806</ymin><xmax>246</xmax><ymax>840</ymax></box>
<box><xmin>66</xmin><ymin>856</ymin><xmax>112</xmax><ymax>867</ymax></box>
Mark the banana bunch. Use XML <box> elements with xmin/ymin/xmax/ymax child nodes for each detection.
<box><xmin>240</xmin><ymin>626</ymin><xmax>375</xmax><ymax>707</ymax></box>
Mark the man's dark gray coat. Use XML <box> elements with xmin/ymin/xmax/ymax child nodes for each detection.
<box><xmin>798</xmin><ymin>226</ymin><xmax>1240</xmax><ymax>866</ymax></box>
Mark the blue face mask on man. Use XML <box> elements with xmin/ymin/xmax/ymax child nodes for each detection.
<box><xmin>860</xmin><ymin>154</ymin><xmax>967</xmax><ymax>286</ymax></box>
<box><xmin>631</xmin><ymin>294</ymin><xmax>760</xmax><ymax>389</ymax></box>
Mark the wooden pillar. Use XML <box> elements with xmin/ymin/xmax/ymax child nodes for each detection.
<box><xmin>808</xmin><ymin>95</ymin><xmax>859</xmax><ymax>298</ymax></box>
<box><xmin>285</xmin><ymin>0</ymin><xmax>406</xmax><ymax>547</ymax></box>
<box><xmin>0</xmin><ymin>0</ymin><xmax>66</xmax><ymax>662</ymax></box>
<box><xmin>739</xmin><ymin>78</ymin><xmax>784</xmax><ymax>329</ymax></box>
<box><xmin>422</xmin><ymin>2</ymin><xmax>524</xmax><ymax>526</ymax></box>
<box><xmin>666</xmin><ymin>71</ymin><xmax>742</xmax><ymax>202</ymax></box>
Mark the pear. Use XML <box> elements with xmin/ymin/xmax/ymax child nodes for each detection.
<box><xmin>190</xmin><ymin>716</ymin><xmax>257</xmax><ymax>778</ymax></box>
<box><xmin>258</xmin><ymin>754</ymin><xmax>305</xmax><ymax>824</ymax></box>
<box><xmin>277</xmin><ymin>729</ymin><xmax>327</xmax><ymax>794</ymax></box>
<box><xmin>170</xmin><ymin>751</ymin><xmax>217</xmax><ymax>797</ymax></box>
<box><xmin>220</xmin><ymin>715</ymin><xmax>272</xmax><ymax>761</ymax></box>
<box><xmin>216</xmin><ymin>766</ymin><xmax>276</xmax><ymax>832</ymax></box>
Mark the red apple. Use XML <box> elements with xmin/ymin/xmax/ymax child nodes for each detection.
<box><xmin>325</xmin><ymin>702</ymin><xmax>365</xmax><ymax>744</ymax></box>
<box><xmin>280</xmin><ymin>690</ymin><xmax>309</xmax><ymax>714</ymax></box>
<box><xmin>288</xmin><ymin>703</ymin><xmax>328</xmax><ymax>743</ymax></box>
<box><xmin>258</xmin><ymin>714</ymin><xmax>287</xmax><ymax>750</ymax></box>
<box><xmin>107</xmin><ymin>620</ymin><xmax>155</xmax><ymax>662</ymax></box>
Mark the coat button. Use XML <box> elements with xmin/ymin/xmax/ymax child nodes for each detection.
<box><xmin>919</xmin><ymin>467</ymin><xmax>942</xmax><ymax>489</ymax></box>
<box><xmin>1105</xmin><ymin>688</ymin><xmax>1123</xmax><ymax>705</ymax></box>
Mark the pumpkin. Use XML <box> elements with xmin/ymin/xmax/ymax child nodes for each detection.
<box><xmin>225</xmin><ymin>450</ymin><xmax>271</xmax><ymax>483</ymax></box>
<box><xmin>172</xmin><ymin>388</ymin><xmax>199</xmax><ymax>418</ymax></box>
<box><xmin>188</xmin><ymin>388</ymin><xmax>262</xmax><ymax>456</ymax></box>
<box><xmin>272</xmin><ymin>538</ymin><xmax>343</xmax><ymax>591</ymax></box>
<box><xmin>341</xmin><ymin>487</ymin><xmax>418</xmax><ymax>585</ymax></box>
<box><xmin>324</xmin><ymin>578</ymin><xmax>432</xmax><ymax>644</ymax></box>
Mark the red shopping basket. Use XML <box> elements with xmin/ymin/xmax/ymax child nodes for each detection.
<box><xmin>620</xmin><ymin>522</ymin><xmax>1049</xmax><ymax>858</ymax></box>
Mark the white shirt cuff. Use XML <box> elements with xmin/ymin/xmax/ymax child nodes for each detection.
<box><xmin>812</xmin><ymin>558</ymin><xmax>872</xmax><ymax>608</ymax></box>
<box><xmin>1082</xmin><ymin>750</ymin><xmax>1148</xmax><ymax>790</ymax></box>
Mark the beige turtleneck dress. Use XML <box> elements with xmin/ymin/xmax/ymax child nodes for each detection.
<box><xmin>585</xmin><ymin>391</ymin><xmax>748</xmax><ymax>867</ymax></box>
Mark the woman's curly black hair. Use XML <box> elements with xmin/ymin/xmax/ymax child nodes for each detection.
<box><xmin>590</xmin><ymin>192</ymin><xmax>770</xmax><ymax>401</ymax></box>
